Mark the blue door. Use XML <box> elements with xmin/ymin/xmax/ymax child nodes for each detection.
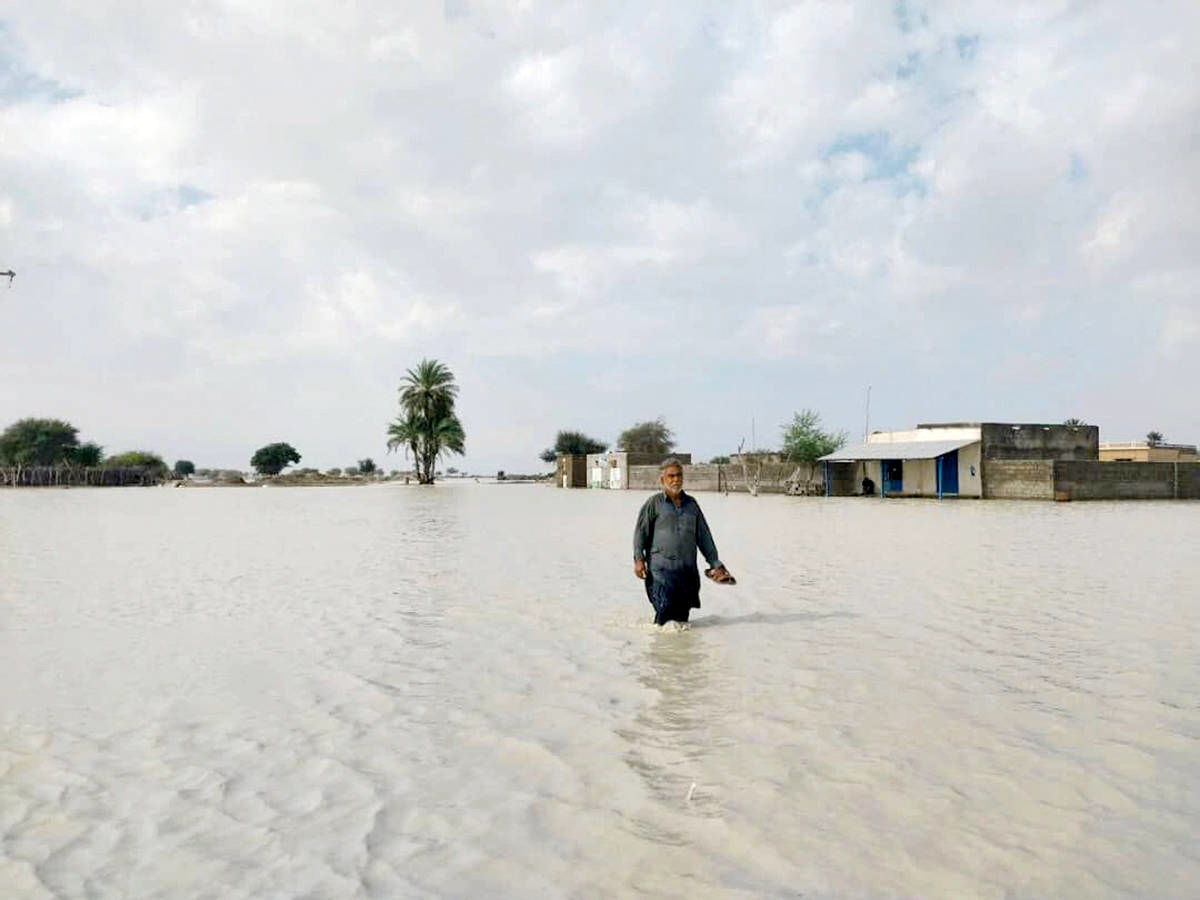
<box><xmin>938</xmin><ymin>450</ymin><xmax>959</xmax><ymax>495</ymax></box>
<box><xmin>882</xmin><ymin>459</ymin><xmax>903</xmax><ymax>494</ymax></box>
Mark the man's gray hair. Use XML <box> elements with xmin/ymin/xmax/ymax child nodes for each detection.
<box><xmin>659</xmin><ymin>456</ymin><xmax>684</xmax><ymax>471</ymax></box>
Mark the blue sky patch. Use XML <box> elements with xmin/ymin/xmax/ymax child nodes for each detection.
<box><xmin>822</xmin><ymin>132</ymin><xmax>922</xmax><ymax>192</ymax></box>
<box><xmin>134</xmin><ymin>185</ymin><xmax>214</xmax><ymax>220</ymax></box>
<box><xmin>178</xmin><ymin>185</ymin><xmax>214</xmax><ymax>209</ymax></box>
<box><xmin>896</xmin><ymin>52</ymin><xmax>922</xmax><ymax>80</ymax></box>
<box><xmin>0</xmin><ymin>22</ymin><xmax>81</xmax><ymax>105</ymax></box>
<box><xmin>0</xmin><ymin>56</ymin><xmax>81</xmax><ymax>105</ymax></box>
<box><xmin>955</xmin><ymin>34</ymin><xmax>980</xmax><ymax>61</ymax></box>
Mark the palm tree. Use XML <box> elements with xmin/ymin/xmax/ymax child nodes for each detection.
<box><xmin>386</xmin><ymin>412</ymin><xmax>421</xmax><ymax>472</ymax></box>
<box><xmin>387</xmin><ymin>359</ymin><xmax>465</xmax><ymax>483</ymax></box>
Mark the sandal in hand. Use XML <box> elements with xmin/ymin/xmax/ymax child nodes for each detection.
<box><xmin>705</xmin><ymin>567</ymin><xmax>737</xmax><ymax>585</ymax></box>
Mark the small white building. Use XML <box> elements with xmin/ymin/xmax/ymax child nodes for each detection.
<box><xmin>584</xmin><ymin>451</ymin><xmax>692</xmax><ymax>489</ymax></box>
<box><xmin>820</xmin><ymin>424</ymin><xmax>983</xmax><ymax>498</ymax></box>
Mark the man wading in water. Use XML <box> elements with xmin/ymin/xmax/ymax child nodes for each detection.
<box><xmin>633</xmin><ymin>458</ymin><xmax>733</xmax><ymax>625</ymax></box>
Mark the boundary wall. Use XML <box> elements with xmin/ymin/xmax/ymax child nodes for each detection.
<box><xmin>1054</xmin><ymin>461</ymin><xmax>1175</xmax><ymax>500</ymax></box>
<box><xmin>985</xmin><ymin>460</ymin><xmax>1200</xmax><ymax>500</ymax></box>
<box><xmin>614</xmin><ymin>460</ymin><xmax>1200</xmax><ymax>500</ymax></box>
<box><xmin>982</xmin><ymin>461</ymin><xmax>1054</xmax><ymax>499</ymax></box>
<box><xmin>627</xmin><ymin>462</ymin><xmax>803</xmax><ymax>494</ymax></box>
<box><xmin>1178</xmin><ymin>463</ymin><xmax>1200</xmax><ymax>499</ymax></box>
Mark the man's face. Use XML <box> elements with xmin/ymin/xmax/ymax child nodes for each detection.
<box><xmin>660</xmin><ymin>465</ymin><xmax>683</xmax><ymax>497</ymax></box>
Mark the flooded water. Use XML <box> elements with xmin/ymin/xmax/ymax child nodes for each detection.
<box><xmin>2</xmin><ymin>483</ymin><xmax>1198</xmax><ymax>898</ymax></box>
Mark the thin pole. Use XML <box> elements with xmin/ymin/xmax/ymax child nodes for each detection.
<box><xmin>864</xmin><ymin>385</ymin><xmax>872</xmax><ymax>441</ymax></box>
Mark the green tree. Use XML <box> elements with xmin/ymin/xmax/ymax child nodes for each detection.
<box><xmin>174</xmin><ymin>459</ymin><xmax>195</xmax><ymax>477</ymax></box>
<box><xmin>1146</xmin><ymin>430</ymin><xmax>1164</xmax><ymax>446</ymax></box>
<box><xmin>386</xmin><ymin>359</ymin><xmax>465</xmax><ymax>484</ymax></box>
<box><xmin>357</xmin><ymin>457</ymin><xmax>377</xmax><ymax>475</ymax></box>
<box><xmin>617</xmin><ymin>418</ymin><xmax>674</xmax><ymax>455</ymax></box>
<box><xmin>539</xmin><ymin>430</ymin><xmax>607</xmax><ymax>463</ymax></box>
<box><xmin>345</xmin><ymin>465</ymin><xmax>360</xmax><ymax>476</ymax></box>
<box><xmin>251</xmin><ymin>442</ymin><xmax>301</xmax><ymax>475</ymax></box>
<box><xmin>106</xmin><ymin>451</ymin><xmax>169</xmax><ymax>475</ymax></box>
<box><xmin>0</xmin><ymin>418</ymin><xmax>79</xmax><ymax>466</ymax></box>
<box><xmin>1062</xmin><ymin>418</ymin><xmax>1087</xmax><ymax>426</ymax></box>
<box><xmin>71</xmin><ymin>442</ymin><xmax>105</xmax><ymax>467</ymax></box>
<box><xmin>781</xmin><ymin>410</ymin><xmax>847</xmax><ymax>463</ymax></box>
<box><xmin>709</xmin><ymin>455</ymin><xmax>730</xmax><ymax>464</ymax></box>
<box><xmin>327</xmin><ymin>468</ymin><xmax>342</xmax><ymax>477</ymax></box>
<box><xmin>780</xmin><ymin>410</ymin><xmax>847</xmax><ymax>493</ymax></box>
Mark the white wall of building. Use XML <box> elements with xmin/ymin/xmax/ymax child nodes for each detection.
<box><xmin>866</xmin><ymin>426</ymin><xmax>982</xmax><ymax>444</ymax></box>
<box><xmin>849</xmin><ymin>441</ymin><xmax>982</xmax><ymax>497</ymax></box>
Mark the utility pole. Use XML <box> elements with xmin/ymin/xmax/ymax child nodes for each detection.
<box><xmin>863</xmin><ymin>385</ymin><xmax>872</xmax><ymax>440</ymax></box>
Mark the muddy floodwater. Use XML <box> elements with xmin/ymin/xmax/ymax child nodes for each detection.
<box><xmin>2</xmin><ymin>483</ymin><xmax>1198</xmax><ymax>898</ymax></box>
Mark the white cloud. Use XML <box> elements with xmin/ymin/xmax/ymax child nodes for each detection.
<box><xmin>1159</xmin><ymin>306</ymin><xmax>1200</xmax><ymax>359</ymax></box>
<box><xmin>1</xmin><ymin>0</ymin><xmax>1198</xmax><ymax>469</ymax></box>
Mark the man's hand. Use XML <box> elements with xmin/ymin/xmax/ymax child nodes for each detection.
<box><xmin>705</xmin><ymin>565</ymin><xmax>735</xmax><ymax>584</ymax></box>
<box><xmin>634</xmin><ymin>558</ymin><xmax>647</xmax><ymax>579</ymax></box>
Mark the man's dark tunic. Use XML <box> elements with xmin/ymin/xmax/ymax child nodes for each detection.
<box><xmin>633</xmin><ymin>491</ymin><xmax>722</xmax><ymax>625</ymax></box>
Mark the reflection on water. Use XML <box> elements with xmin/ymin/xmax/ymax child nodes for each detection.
<box><xmin>621</xmin><ymin>630</ymin><xmax>727</xmax><ymax>839</ymax></box>
<box><xmin>1</xmin><ymin>485</ymin><xmax>1198</xmax><ymax>897</ymax></box>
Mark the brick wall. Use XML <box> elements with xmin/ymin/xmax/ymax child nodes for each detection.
<box><xmin>628</xmin><ymin>462</ymin><xmax>796</xmax><ymax>493</ymax></box>
<box><xmin>628</xmin><ymin>463</ymin><xmax>721</xmax><ymax>491</ymax></box>
<box><xmin>1177</xmin><ymin>463</ymin><xmax>1200</xmax><ymax>499</ymax></box>
<box><xmin>1053</xmin><ymin>461</ymin><xmax>1175</xmax><ymax>500</ymax></box>
<box><xmin>981</xmin><ymin>423</ymin><xmax>1098</xmax><ymax>461</ymax></box>
<box><xmin>983</xmin><ymin>460</ymin><xmax>1054</xmax><ymax>499</ymax></box>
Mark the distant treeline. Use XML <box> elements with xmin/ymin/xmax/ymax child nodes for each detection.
<box><xmin>1</xmin><ymin>465</ymin><xmax>167</xmax><ymax>487</ymax></box>
<box><xmin>0</xmin><ymin>417</ymin><xmax>176</xmax><ymax>488</ymax></box>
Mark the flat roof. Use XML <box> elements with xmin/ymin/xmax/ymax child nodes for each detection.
<box><xmin>820</xmin><ymin>438</ymin><xmax>979</xmax><ymax>462</ymax></box>
<box><xmin>1100</xmin><ymin>441</ymin><xmax>1196</xmax><ymax>451</ymax></box>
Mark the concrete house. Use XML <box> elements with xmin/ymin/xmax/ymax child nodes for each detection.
<box><xmin>554</xmin><ymin>454</ymin><xmax>588</xmax><ymax>488</ymax></box>
<box><xmin>819</xmin><ymin>423</ymin><xmax>1099</xmax><ymax>498</ymax></box>
<box><xmin>1099</xmin><ymin>441</ymin><xmax>1198</xmax><ymax>463</ymax></box>
<box><xmin>584</xmin><ymin>451</ymin><xmax>692</xmax><ymax>489</ymax></box>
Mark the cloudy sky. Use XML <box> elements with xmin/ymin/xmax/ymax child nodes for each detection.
<box><xmin>1</xmin><ymin>1</ymin><xmax>1197</xmax><ymax>472</ymax></box>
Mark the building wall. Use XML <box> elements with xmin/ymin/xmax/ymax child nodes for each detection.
<box><xmin>1053</xmin><ymin>461</ymin><xmax>1176</xmax><ymax>500</ymax></box>
<box><xmin>556</xmin><ymin>454</ymin><xmax>587</xmax><ymax>488</ymax></box>
<box><xmin>585</xmin><ymin>453</ymin><xmax>608</xmax><ymax>488</ymax></box>
<box><xmin>619</xmin><ymin>458</ymin><xmax>1200</xmax><ymax>499</ymax></box>
<box><xmin>628</xmin><ymin>461</ymin><xmax>800</xmax><ymax>494</ymax></box>
<box><xmin>955</xmin><ymin>443</ymin><xmax>983</xmax><ymax>497</ymax></box>
<box><xmin>1099</xmin><ymin>444</ymin><xmax>1198</xmax><ymax>463</ymax></box>
<box><xmin>1177</xmin><ymin>463</ymin><xmax>1200</xmax><ymax>499</ymax></box>
<box><xmin>983</xmin><ymin>460</ymin><xmax>1055</xmax><ymax>499</ymax></box>
<box><xmin>588</xmin><ymin>452</ymin><xmax>691</xmax><ymax>488</ymax></box>
<box><xmin>629</xmin><ymin>463</ymin><xmax>721</xmax><ymax>492</ymax></box>
<box><xmin>1099</xmin><ymin>447</ymin><xmax>1151</xmax><ymax>462</ymax></box>
<box><xmin>853</xmin><ymin>443</ymin><xmax>982</xmax><ymax>498</ymax></box>
<box><xmin>980</xmin><ymin>423</ymin><xmax>1098</xmax><ymax>461</ymax></box>
<box><xmin>868</xmin><ymin>425</ymin><xmax>982</xmax><ymax>444</ymax></box>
